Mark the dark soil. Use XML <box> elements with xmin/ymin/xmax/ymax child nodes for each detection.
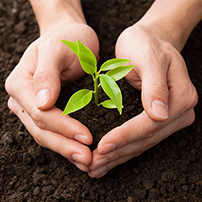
<box><xmin>1</xmin><ymin>0</ymin><xmax>202</xmax><ymax>201</ymax></box>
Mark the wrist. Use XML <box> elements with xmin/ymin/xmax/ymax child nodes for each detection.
<box><xmin>29</xmin><ymin>0</ymin><xmax>86</xmax><ymax>35</ymax></box>
<box><xmin>137</xmin><ymin>0</ymin><xmax>202</xmax><ymax>51</ymax></box>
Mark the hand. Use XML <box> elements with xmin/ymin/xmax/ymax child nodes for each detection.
<box><xmin>88</xmin><ymin>23</ymin><xmax>198</xmax><ymax>178</ymax></box>
<box><xmin>5</xmin><ymin>19</ymin><xmax>99</xmax><ymax>172</ymax></box>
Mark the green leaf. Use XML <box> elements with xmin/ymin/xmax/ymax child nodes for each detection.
<box><xmin>77</xmin><ymin>40</ymin><xmax>97</xmax><ymax>75</ymax></box>
<box><xmin>100</xmin><ymin>58</ymin><xmax>131</xmax><ymax>71</ymax></box>
<box><xmin>99</xmin><ymin>74</ymin><xmax>122</xmax><ymax>114</ymax></box>
<box><xmin>106</xmin><ymin>65</ymin><xmax>134</xmax><ymax>81</ymax></box>
<box><xmin>100</xmin><ymin>100</ymin><xmax>117</xmax><ymax>109</ymax></box>
<box><xmin>62</xmin><ymin>89</ymin><xmax>92</xmax><ymax>115</ymax></box>
<box><xmin>61</xmin><ymin>40</ymin><xmax>78</xmax><ymax>56</ymax></box>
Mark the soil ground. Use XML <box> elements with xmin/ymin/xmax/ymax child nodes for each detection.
<box><xmin>0</xmin><ymin>0</ymin><xmax>202</xmax><ymax>201</ymax></box>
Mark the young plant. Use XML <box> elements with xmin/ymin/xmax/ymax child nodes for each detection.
<box><xmin>61</xmin><ymin>40</ymin><xmax>134</xmax><ymax>116</ymax></box>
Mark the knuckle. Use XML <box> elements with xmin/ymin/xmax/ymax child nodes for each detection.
<box><xmin>58</xmin><ymin>145</ymin><xmax>68</xmax><ymax>159</ymax></box>
<box><xmin>115</xmin><ymin>148</ymin><xmax>125</xmax><ymax>159</ymax></box>
<box><xmin>55</xmin><ymin>141</ymin><xmax>70</xmax><ymax>160</ymax></box>
<box><xmin>141</xmin><ymin>138</ymin><xmax>155</xmax><ymax>154</ymax></box>
<box><xmin>184</xmin><ymin>109</ymin><xmax>196</xmax><ymax>127</ymax></box>
<box><xmin>5</xmin><ymin>64</ymin><xmax>25</xmax><ymax>97</ymax></box>
<box><xmin>33</xmin><ymin>69</ymin><xmax>49</xmax><ymax>87</ymax></box>
<box><xmin>7</xmin><ymin>97</ymin><xmax>17</xmax><ymax>115</ymax></box>
<box><xmin>148</xmin><ymin>81</ymin><xmax>169</xmax><ymax>100</ymax></box>
<box><xmin>31</xmin><ymin>108</ymin><xmax>46</xmax><ymax>129</ymax></box>
<box><xmin>179</xmin><ymin>82</ymin><xmax>198</xmax><ymax>110</ymax></box>
<box><xmin>138</xmin><ymin>113</ymin><xmax>163</xmax><ymax>139</ymax></box>
<box><xmin>5</xmin><ymin>76</ymin><xmax>11</xmax><ymax>94</ymax></box>
<box><xmin>143</xmin><ymin>121</ymin><xmax>161</xmax><ymax>139</ymax></box>
<box><xmin>5</xmin><ymin>73</ymin><xmax>16</xmax><ymax>96</ymax></box>
<box><xmin>187</xmin><ymin>85</ymin><xmax>198</xmax><ymax>108</ymax></box>
<box><xmin>33</xmin><ymin>131</ymin><xmax>44</xmax><ymax>147</ymax></box>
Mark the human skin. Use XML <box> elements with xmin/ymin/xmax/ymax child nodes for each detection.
<box><xmin>88</xmin><ymin>0</ymin><xmax>202</xmax><ymax>178</ymax></box>
<box><xmin>5</xmin><ymin>0</ymin><xmax>202</xmax><ymax>177</ymax></box>
<box><xmin>5</xmin><ymin>0</ymin><xmax>99</xmax><ymax>172</ymax></box>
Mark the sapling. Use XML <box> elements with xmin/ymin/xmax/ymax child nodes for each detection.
<box><xmin>61</xmin><ymin>40</ymin><xmax>134</xmax><ymax>116</ymax></box>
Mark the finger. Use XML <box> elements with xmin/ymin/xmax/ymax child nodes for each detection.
<box><xmin>8</xmin><ymin>93</ymin><xmax>92</xmax><ymax>145</ymax></box>
<box><xmin>31</xmin><ymin>106</ymin><xmax>93</xmax><ymax>145</ymax></box>
<box><xmin>116</xmin><ymin>28</ymin><xmax>170</xmax><ymax>121</ymax></box>
<box><xmin>137</xmin><ymin>47</ymin><xmax>170</xmax><ymax>121</ymax></box>
<box><xmin>5</xmin><ymin>47</ymin><xmax>92</xmax><ymax>145</ymax></box>
<box><xmin>88</xmin><ymin>109</ymin><xmax>195</xmax><ymax>178</ymax></box>
<box><xmin>97</xmin><ymin>111</ymin><xmax>163</xmax><ymax>155</ymax></box>
<box><xmin>34</xmin><ymin>38</ymin><xmax>83</xmax><ymax>110</ymax></box>
<box><xmin>7</xmin><ymin>69</ymin><xmax>92</xmax><ymax>145</ymax></box>
<box><xmin>139</xmin><ymin>48</ymin><xmax>196</xmax><ymax>122</ymax></box>
<box><xmin>97</xmin><ymin>109</ymin><xmax>194</xmax><ymax>162</ymax></box>
<box><xmin>88</xmin><ymin>153</ymin><xmax>134</xmax><ymax>178</ymax></box>
<box><xmin>97</xmin><ymin>101</ymin><xmax>195</xmax><ymax>156</ymax></box>
<box><xmin>96</xmin><ymin>54</ymin><xmax>197</xmax><ymax>155</ymax></box>
<box><xmin>8</xmin><ymin>97</ymin><xmax>92</xmax><ymax>166</ymax></box>
<box><xmin>69</xmin><ymin>160</ymin><xmax>91</xmax><ymax>172</ymax></box>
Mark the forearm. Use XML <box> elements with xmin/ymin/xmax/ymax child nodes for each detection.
<box><xmin>29</xmin><ymin>0</ymin><xmax>86</xmax><ymax>35</ymax></box>
<box><xmin>138</xmin><ymin>0</ymin><xmax>202</xmax><ymax>51</ymax></box>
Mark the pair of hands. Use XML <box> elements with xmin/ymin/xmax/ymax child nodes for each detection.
<box><xmin>5</xmin><ymin>20</ymin><xmax>198</xmax><ymax>178</ymax></box>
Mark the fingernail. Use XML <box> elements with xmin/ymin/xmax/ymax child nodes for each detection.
<box><xmin>72</xmin><ymin>154</ymin><xmax>88</xmax><ymax>165</ymax></box>
<box><xmin>91</xmin><ymin>158</ymin><xmax>108</xmax><ymax>170</ymax></box>
<box><xmin>92</xmin><ymin>166</ymin><xmax>107</xmax><ymax>178</ymax></box>
<box><xmin>36</xmin><ymin>89</ymin><xmax>52</xmax><ymax>108</ymax></box>
<box><xmin>152</xmin><ymin>100</ymin><xmax>168</xmax><ymax>119</ymax></box>
<box><xmin>74</xmin><ymin>162</ymin><xmax>89</xmax><ymax>172</ymax></box>
<box><xmin>98</xmin><ymin>143</ymin><xmax>116</xmax><ymax>154</ymax></box>
<box><xmin>96</xmin><ymin>171</ymin><xmax>108</xmax><ymax>178</ymax></box>
<box><xmin>74</xmin><ymin>134</ymin><xmax>91</xmax><ymax>144</ymax></box>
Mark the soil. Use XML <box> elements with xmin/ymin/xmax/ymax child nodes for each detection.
<box><xmin>0</xmin><ymin>0</ymin><xmax>202</xmax><ymax>201</ymax></box>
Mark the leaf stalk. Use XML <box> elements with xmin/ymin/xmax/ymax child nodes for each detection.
<box><xmin>94</xmin><ymin>72</ymin><xmax>99</xmax><ymax>106</ymax></box>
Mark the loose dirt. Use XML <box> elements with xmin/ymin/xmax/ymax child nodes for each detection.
<box><xmin>1</xmin><ymin>0</ymin><xmax>202</xmax><ymax>201</ymax></box>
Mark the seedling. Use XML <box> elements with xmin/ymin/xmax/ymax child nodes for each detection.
<box><xmin>61</xmin><ymin>40</ymin><xmax>134</xmax><ymax>116</ymax></box>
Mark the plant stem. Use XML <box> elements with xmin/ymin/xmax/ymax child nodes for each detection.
<box><xmin>94</xmin><ymin>73</ymin><xmax>99</xmax><ymax>106</ymax></box>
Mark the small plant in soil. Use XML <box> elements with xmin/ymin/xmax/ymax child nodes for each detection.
<box><xmin>61</xmin><ymin>40</ymin><xmax>134</xmax><ymax>115</ymax></box>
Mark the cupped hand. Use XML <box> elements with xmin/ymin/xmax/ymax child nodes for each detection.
<box><xmin>5</xmin><ymin>21</ymin><xmax>99</xmax><ymax>172</ymax></box>
<box><xmin>88</xmin><ymin>24</ymin><xmax>198</xmax><ymax>178</ymax></box>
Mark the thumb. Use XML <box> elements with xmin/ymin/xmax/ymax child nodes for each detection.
<box><xmin>34</xmin><ymin>53</ymin><xmax>61</xmax><ymax>110</ymax></box>
<box><xmin>141</xmin><ymin>64</ymin><xmax>169</xmax><ymax>122</ymax></box>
